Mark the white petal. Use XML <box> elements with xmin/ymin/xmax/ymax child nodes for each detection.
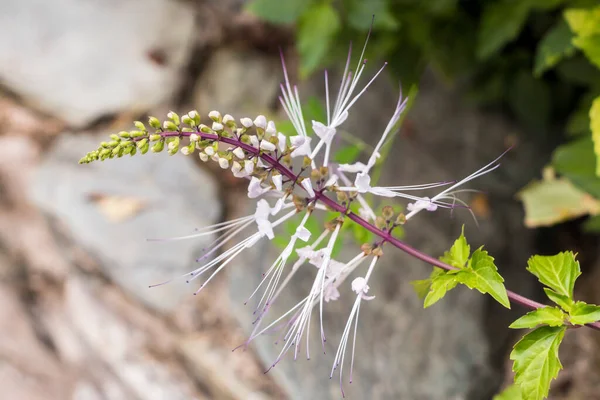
<box><xmin>332</xmin><ymin>110</ymin><xmax>348</xmax><ymax>127</ymax></box>
<box><xmin>233</xmin><ymin>147</ymin><xmax>245</xmax><ymax>159</ymax></box>
<box><xmin>295</xmin><ymin>226</ymin><xmax>311</xmax><ymax>242</ymax></box>
<box><xmin>250</xmin><ymin>136</ymin><xmax>259</xmax><ymax>148</ymax></box>
<box><xmin>254</xmin><ymin>115</ymin><xmax>267</xmax><ymax>129</ymax></box>
<box><xmin>338</xmin><ymin>162</ymin><xmax>367</xmax><ymax>173</ymax></box>
<box><xmin>248</xmin><ymin>177</ymin><xmax>270</xmax><ymax>198</ymax></box>
<box><xmin>301</xmin><ymin>179</ymin><xmax>315</xmax><ymax>197</ymax></box>
<box><xmin>312</xmin><ymin>120</ymin><xmax>336</xmax><ymax>143</ymax></box>
<box><xmin>354</xmin><ymin>172</ymin><xmax>371</xmax><ymax>193</ymax></box>
<box><xmin>218</xmin><ymin>158</ymin><xmax>229</xmax><ymax>169</ymax></box>
<box><xmin>212</xmin><ymin>122</ymin><xmax>224</xmax><ymax>131</ymax></box>
<box><xmin>351</xmin><ymin>277</ymin><xmax>369</xmax><ymax>295</ymax></box>
<box><xmin>272</xmin><ymin>174</ymin><xmax>283</xmax><ymax>191</ymax></box>
<box><xmin>266</xmin><ymin>120</ymin><xmax>276</xmax><ymax>135</ymax></box>
<box><xmin>244</xmin><ymin>160</ymin><xmax>254</xmax><ymax>175</ymax></box>
<box><xmin>256</xmin><ymin>158</ymin><xmax>268</xmax><ymax>168</ymax></box>
<box><xmin>222</xmin><ymin>114</ymin><xmax>234</xmax><ymax>124</ymax></box>
<box><xmin>270</xmin><ymin>197</ymin><xmax>285</xmax><ymax>215</ymax></box>
<box><xmin>277</xmin><ymin>132</ymin><xmax>287</xmax><ymax>152</ymax></box>
<box><xmin>260</xmin><ymin>140</ymin><xmax>276</xmax><ymax>152</ymax></box>
<box><xmin>240</xmin><ymin>117</ymin><xmax>253</xmax><ymax>128</ymax></box>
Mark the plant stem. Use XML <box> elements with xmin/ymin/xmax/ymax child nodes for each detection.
<box><xmin>157</xmin><ymin>130</ymin><xmax>600</xmax><ymax>331</ymax></box>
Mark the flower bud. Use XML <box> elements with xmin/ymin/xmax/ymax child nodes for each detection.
<box><xmin>254</xmin><ymin>115</ymin><xmax>267</xmax><ymax>130</ymax></box>
<box><xmin>134</xmin><ymin>121</ymin><xmax>146</xmax><ymax>131</ymax></box>
<box><xmin>382</xmin><ymin>205</ymin><xmax>394</xmax><ymax>220</ymax></box>
<box><xmin>218</xmin><ymin>157</ymin><xmax>229</xmax><ymax>169</ymax></box>
<box><xmin>240</xmin><ymin>117</ymin><xmax>253</xmax><ymax>128</ymax></box>
<box><xmin>148</xmin><ymin>116</ymin><xmax>161</xmax><ymax>129</ymax></box>
<box><xmin>208</xmin><ymin>110</ymin><xmax>222</xmax><ymax>122</ymax></box>
<box><xmin>163</xmin><ymin>121</ymin><xmax>178</xmax><ymax>131</ymax></box>
<box><xmin>260</xmin><ymin>140</ymin><xmax>276</xmax><ymax>152</ymax></box>
<box><xmin>199</xmin><ymin>152</ymin><xmax>209</xmax><ymax>162</ymax></box>
<box><xmin>167</xmin><ymin>111</ymin><xmax>180</xmax><ymax>126</ymax></box>
<box><xmin>233</xmin><ymin>147</ymin><xmax>245</xmax><ymax>159</ymax></box>
<box><xmin>188</xmin><ymin>110</ymin><xmax>201</xmax><ymax>125</ymax></box>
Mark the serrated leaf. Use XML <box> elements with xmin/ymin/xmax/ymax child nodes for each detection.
<box><xmin>543</xmin><ymin>288</ymin><xmax>574</xmax><ymax>312</ymax></box>
<box><xmin>569</xmin><ymin>301</ymin><xmax>600</xmax><ymax>325</ymax></box>
<box><xmin>297</xmin><ymin>3</ymin><xmax>340</xmax><ymax>77</ymax></box>
<box><xmin>534</xmin><ymin>20</ymin><xmax>576</xmax><ymax>76</ymax></box>
<box><xmin>439</xmin><ymin>226</ymin><xmax>470</xmax><ymax>268</ymax></box>
<box><xmin>410</xmin><ymin>279</ymin><xmax>432</xmax><ymax>300</ymax></box>
<box><xmin>564</xmin><ymin>6</ymin><xmax>600</xmax><ymax>38</ymax></box>
<box><xmin>477</xmin><ymin>1</ymin><xmax>530</xmax><ymax>60</ymax></box>
<box><xmin>527</xmin><ymin>252</ymin><xmax>581</xmax><ymax>299</ymax></box>
<box><xmin>510</xmin><ymin>326</ymin><xmax>566</xmax><ymax>400</ymax></box>
<box><xmin>517</xmin><ymin>175</ymin><xmax>600</xmax><ymax>228</ymax></box>
<box><xmin>245</xmin><ymin>0</ymin><xmax>312</xmax><ymax>24</ymax></box>
<box><xmin>509</xmin><ymin>307</ymin><xmax>566</xmax><ymax>329</ymax></box>
<box><xmin>590</xmin><ymin>96</ymin><xmax>600</xmax><ymax>176</ymax></box>
<box><xmin>552</xmin><ymin>136</ymin><xmax>600</xmax><ymax>198</ymax></box>
<box><xmin>493</xmin><ymin>384</ymin><xmax>523</xmax><ymax>400</ymax></box>
<box><xmin>423</xmin><ymin>268</ymin><xmax>458</xmax><ymax>308</ymax></box>
<box><xmin>455</xmin><ymin>247</ymin><xmax>511</xmax><ymax>308</ymax></box>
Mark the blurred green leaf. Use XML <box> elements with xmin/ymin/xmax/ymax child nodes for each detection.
<box><xmin>518</xmin><ymin>174</ymin><xmax>600</xmax><ymax>227</ymax></box>
<box><xmin>510</xmin><ymin>326</ymin><xmax>566</xmax><ymax>400</ymax></box>
<box><xmin>297</xmin><ymin>3</ymin><xmax>341</xmax><ymax>77</ymax></box>
<box><xmin>509</xmin><ymin>307</ymin><xmax>566</xmax><ymax>329</ymax></box>
<box><xmin>590</xmin><ymin>96</ymin><xmax>600</xmax><ymax>175</ymax></box>
<box><xmin>534</xmin><ymin>20</ymin><xmax>576</xmax><ymax>76</ymax></box>
<box><xmin>564</xmin><ymin>6</ymin><xmax>600</xmax><ymax>38</ymax></box>
<box><xmin>566</xmin><ymin>93</ymin><xmax>596</xmax><ymax>136</ymax></box>
<box><xmin>573</xmin><ymin>34</ymin><xmax>600</xmax><ymax>69</ymax></box>
<box><xmin>552</xmin><ymin>137</ymin><xmax>600</xmax><ymax>198</ymax></box>
<box><xmin>508</xmin><ymin>70</ymin><xmax>551</xmax><ymax>131</ymax></box>
<box><xmin>477</xmin><ymin>1</ymin><xmax>530</xmax><ymax>60</ymax></box>
<box><xmin>347</xmin><ymin>0</ymin><xmax>399</xmax><ymax>31</ymax></box>
<box><xmin>246</xmin><ymin>0</ymin><xmax>312</xmax><ymax>24</ymax></box>
<box><xmin>583</xmin><ymin>215</ymin><xmax>600</xmax><ymax>232</ymax></box>
<box><xmin>334</xmin><ymin>145</ymin><xmax>361</xmax><ymax>164</ymax></box>
<box><xmin>555</xmin><ymin>56</ymin><xmax>600</xmax><ymax>86</ymax></box>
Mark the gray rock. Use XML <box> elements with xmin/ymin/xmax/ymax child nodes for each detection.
<box><xmin>0</xmin><ymin>0</ymin><xmax>195</xmax><ymax>127</ymax></box>
<box><xmin>227</xmin><ymin>69</ymin><xmax>542</xmax><ymax>399</ymax></box>
<box><xmin>31</xmin><ymin>132</ymin><xmax>220</xmax><ymax>312</ymax></box>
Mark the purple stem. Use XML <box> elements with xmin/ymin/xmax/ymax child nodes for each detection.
<box><xmin>154</xmin><ymin>131</ymin><xmax>600</xmax><ymax>331</ymax></box>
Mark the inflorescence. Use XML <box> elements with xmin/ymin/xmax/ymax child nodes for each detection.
<box><xmin>80</xmin><ymin>35</ymin><xmax>523</xmax><ymax>395</ymax></box>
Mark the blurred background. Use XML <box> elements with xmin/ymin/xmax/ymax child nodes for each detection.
<box><xmin>0</xmin><ymin>0</ymin><xmax>599</xmax><ymax>399</ymax></box>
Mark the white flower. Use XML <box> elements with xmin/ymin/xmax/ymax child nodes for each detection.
<box><xmin>295</xmin><ymin>226</ymin><xmax>311</xmax><ymax>242</ymax></box>
<box><xmin>354</xmin><ymin>172</ymin><xmax>371</xmax><ymax>193</ymax></box>
<box><xmin>218</xmin><ymin>157</ymin><xmax>229</xmax><ymax>169</ymax></box>
<box><xmin>180</xmin><ymin>147</ymin><xmax>190</xmax><ymax>155</ymax></box>
<box><xmin>240</xmin><ymin>117</ymin><xmax>253</xmax><ymax>128</ymax></box>
<box><xmin>233</xmin><ymin>147</ymin><xmax>245</xmax><ymax>159</ymax></box>
<box><xmin>312</xmin><ymin>121</ymin><xmax>336</xmax><ymax>144</ymax></box>
<box><xmin>250</xmin><ymin>135</ymin><xmax>260</xmax><ymax>148</ymax></box>
<box><xmin>272</xmin><ymin>174</ymin><xmax>283</xmax><ymax>191</ymax></box>
<box><xmin>290</xmin><ymin>135</ymin><xmax>312</xmax><ymax>158</ymax></box>
<box><xmin>407</xmin><ymin>197</ymin><xmax>438</xmax><ymax>212</ymax></box>
<box><xmin>301</xmin><ymin>179</ymin><xmax>315</xmax><ymax>197</ymax></box>
<box><xmin>254</xmin><ymin>115</ymin><xmax>267</xmax><ymax>129</ymax></box>
<box><xmin>248</xmin><ymin>177</ymin><xmax>271</xmax><ymax>198</ymax></box>
<box><xmin>323</xmin><ymin>284</ymin><xmax>340</xmax><ymax>302</ymax></box>
<box><xmin>199</xmin><ymin>152</ymin><xmax>209</xmax><ymax>162</ymax></box>
<box><xmin>190</xmin><ymin>133</ymin><xmax>199</xmax><ymax>142</ymax></box>
<box><xmin>260</xmin><ymin>140</ymin><xmax>276</xmax><ymax>152</ymax></box>
<box><xmin>204</xmin><ymin>146</ymin><xmax>215</xmax><ymax>156</ymax></box>
<box><xmin>223</xmin><ymin>114</ymin><xmax>234</xmax><ymax>125</ymax></box>
<box><xmin>212</xmin><ymin>122</ymin><xmax>224</xmax><ymax>131</ymax></box>
<box><xmin>254</xmin><ymin>199</ymin><xmax>274</xmax><ymax>240</ymax></box>
<box><xmin>266</xmin><ymin>120</ymin><xmax>276</xmax><ymax>135</ymax></box>
<box><xmin>208</xmin><ymin>110</ymin><xmax>221</xmax><ymax>121</ymax></box>
<box><xmin>277</xmin><ymin>132</ymin><xmax>287</xmax><ymax>152</ymax></box>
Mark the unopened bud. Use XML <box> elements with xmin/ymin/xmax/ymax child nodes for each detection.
<box><xmin>382</xmin><ymin>205</ymin><xmax>394</xmax><ymax>220</ymax></box>
<box><xmin>167</xmin><ymin>111</ymin><xmax>180</xmax><ymax>126</ymax></box>
<box><xmin>208</xmin><ymin>110</ymin><xmax>222</xmax><ymax>122</ymax></box>
<box><xmin>148</xmin><ymin>116</ymin><xmax>161</xmax><ymax>129</ymax></box>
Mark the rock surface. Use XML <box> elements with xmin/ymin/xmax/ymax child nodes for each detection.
<box><xmin>0</xmin><ymin>0</ymin><xmax>195</xmax><ymax>127</ymax></box>
<box><xmin>31</xmin><ymin>132</ymin><xmax>221</xmax><ymax>312</ymax></box>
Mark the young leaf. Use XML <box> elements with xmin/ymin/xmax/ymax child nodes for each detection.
<box><xmin>423</xmin><ymin>268</ymin><xmax>459</xmax><ymax>308</ymax></box>
<box><xmin>590</xmin><ymin>96</ymin><xmax>600</xmax><ymax>176</ymax></box>
<box><xmin>455</xmin><ymin>247</ymin><xmax>511</xmax><ymax>308</ymax></box>
<box><xmin>533</xmin><ymin>20</ymin><xmax>576</xmax><ymax>76</ymax></box>
<box><xmin>543</xmin><ymin>288</ymin><xmax>574</xmax><ymax>312</ymax></box>
<box><xmin>509</xmin><ymin>307</ymin><xmax>566</xmax><ymax>329</ymax></box>
<box><xmin>564</xmin><ymin>6</ymin><xmax>600</xmax><ymax>38</ymax></box>
<box><xmin>569</xmin><ymin>301</ymin><xmax>600</xmax><ymax>325</ymax></box>
<box><xmin>552</xmin><ymin>136</ymin><xmax>600</xmax><ymax>199</ymax></box>
<box><xmin>410</xmin><ymin>278</ymin><xmax>432</xmax><ymax>300</ymax></box>
<box><xmin>493</xmin><ymin>384</ymin><xmax>523</xmax><ymax>400</ymax></box>
<box><xmin>510</xmin><ymin>326</ymin><xmax>566</xmax><ymax>400</ymax></box>
<box><xmin>572</xmin><ymin>34</ymin><xmax>600</xmax><ymax>69</ymax></box>
<box><xmin>439</xmin><ymin>226</ymin><xmax>470</xmax><ymax>268</ymax></box>
<box><xmin>526</xmin><ymin>252</ymin><xmax>581</xmax><ymax>299</ymax></box>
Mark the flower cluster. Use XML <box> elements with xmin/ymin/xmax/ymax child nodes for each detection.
<box><xmin>80</xmin><ymin>35</ymin><xmax>502</xmax><ymax>395</ymax></box>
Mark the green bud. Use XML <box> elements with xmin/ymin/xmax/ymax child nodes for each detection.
<box><xmin>100</xmin><ymin>149</ymin><xmax>111</xmax><ymax>157</ymax></box>
<box><xmin>182</xmin><ymin>115</ymin><xmax>193</xmax><ymax>126</ymax></box>
<box><xmin>112</xmin><ymin>145</ymin><xmax>121</xmax><ymax>156</ymax></box>
<box><xmin>149</xmin><ymin>134</ymin><xmax>162</xmax><ymax>142</ymax></box>
<box><xmin>130</xmin><ymin>130</ymin><xmax>145</xmax><ymax>138</ymax></box>
<box><xmin>395</xmin><ymin>213</ymin><xmax>406</xmax><ymax>225</ymax></box>
<box><xmin>336</xmin><ymin>191</ymin><xmax>349</xmax><ymax>204</ymax></box>
<box><xmin>130</xmin><ymin>147</ymin><xmax>137</xmax><ymax>156</ymax></box>
<box><xmin>109</xmin><ymin>134</ymin><xmax>120</xmax><ymax>141</ymax></box>
<box><xmin>181</xmin><ymin>127</ymin><xmax>194</xmax><ymax>133</ymax></box>
<box><xmin>163</xmin><ymin>121</ymin><xmax>179</xmax><ymax>132</ymax></box>
<box><xmin>134</xmin><ymin>121</ymin><xmax>146</xmax><ymax>131</ymax></box>
<box><xmin>302</xmin><ymin>156</ymin><xmax>312</xmax><ymax>168</ymax></box>
<box><xmin>148</xmin><ymin>116</ymin><xmax>161</xmax><ymax>129</ymax></box>
<box><xmin>107</xmin><ymin>140</ymin><xmax>119</xmax><ymax>147</ymax></box>
<box><xmin>152</xmin><ymin>141</ymin><xmax>164</xmax><ymax>153</ymax></box>
<box><xmin>141</xmin><ymin>142</ymin><xmax>150</xmax><ymax>154</ymax></box>
<box><xmin>100</xmin><ymin>141</ymin><xmax>109</xmax><ymax>148</ymax></box>
<box><xmin>136</xmin><ymin>138</ymin><xmax>148</xmax><ymax>148</ymax></box>
<box><xmin>188</xmin><ymin>110</ymin><xmax>201</xmax><ymax>126</ymax></box>
<box><xmin>118</xmin><ymin>131</ymin><xmax>130</xmax><ymax>138</ymax></box>
<box><xmin>167</xmin><ymin>111</ymin><xmax>180</xmax><ymax>126</ymax></box>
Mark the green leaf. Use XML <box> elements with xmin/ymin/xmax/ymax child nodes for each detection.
<box><xmin>544</xmin><ymin>288</ymin><xmax>574</xmax><ymax>312</ymax></box>
<box><xmin>297</xmin><ymin>3</ymin><xmax>341</xmax><ymax>77</ymax></box>
<box><xmin>510</xmin><ymin>326</ymin><xmax>566</xmax><ymax>400</ymax></box>
<box><xmin>246</xmin><ymin>0</ymin><xmax>312</xmax><ymax>24</ymax></box>
<box><xmin>564</xmin><ymin>6</ymin><xmax>600</xmax><ymax>38</ymax></box>
<box><xmin>347</xmin><ymin>0</ymin><xmax>398</xmax><ymax>31</ymax></box>
<box><xmin>410</xmin><ymin>279</ymin><xmax>432</xmax><ymax>300</ymax></box>
<box><xmin>534</xmin><ymin>20</ymin><xmax>576</xmax><ymax>76</ymax></box>
<box><xmin>439</xmin><ymin>226</ymin><xmax>470</xmax><ymax>268</ymax></box>
<box><xmin>509</xmin><ymin>307</ymin><xmax>567</xmax><ymax>329</ymax></box>
<box><xmin>477</xmin><ymin>1</ymin><xmax>530</xmax><ymax>60</ymax></box>
<box><xmin>583</xmin><ymin>215</ymin><xmax>600</xmax><ymax>233</ymax></box>
<box><xmin>455</xmin><ymin>247</ymin><xmax>511</xmax><ymax>308</ymax></box>
<box><xmin>573</xmin><ymin>34</ymin><xmax>600</xmax><ymax>69</ymax></box>
<box><xmin>591</xmin><ymin>96</ymin><xmax>600</xmax><ymax>176</ymax></box>
<box><xmin>334</xmin><ymin>145</ymin><xmax>361</xmax><ymax>164</ymax></box>
<box><xmin>517</xmin><ymin>175</ymin><xmax>600</xmax><ymax>228</ymax></box>
<box><xmin>569</xmin><ymin>301</ymin><xmax>600</xmax><ymax>325</ymax></box>
<box><xmin>494</xmin><ymin>384</ymin><xmax>523</xmax><ymax>400</ymax></box>
<box><xmin>552</xmin><ymin>136</ymin><xmax>600</xmax><ymax>198</ymax></box>
<box><xmin>527</xmin><ymin>252</ymin><xmax>581</xmax><ymax>299</ymax></box>
<box><xmin>423</xmin><ymin>268</ymin><xmax>459</xmax><ymax>308</ymax></box>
